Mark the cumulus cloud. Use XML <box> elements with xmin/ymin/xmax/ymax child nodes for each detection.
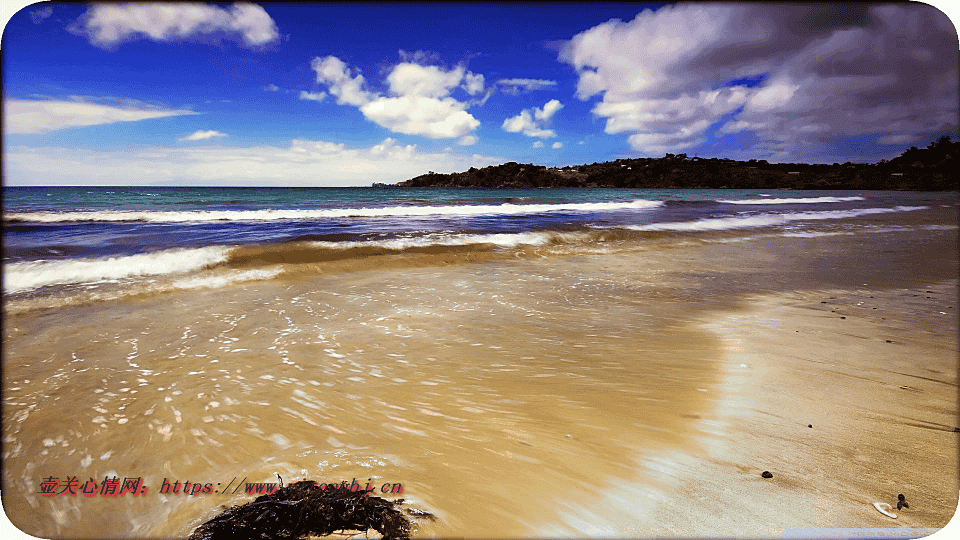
<box><xmin>559</xmin><ymin>3</ymin><xmax>958</xmax><ymax>160</ymax></box>
<box><xmin>552</xmin><ymin>142</ymin><xmax>563</xmax><ymax>149</ymax></box>
<box><xmin>310</xmin><ymin>56</ymin><xmax>375</xmax><ymax>107</ymax></box>
<box><xmin>497</xmin><ymin>78</ymin><xmax>557</xmax><ymax>95</ymax></box>
<box><xmin>299</xmin><ymin>90</ymin><xmax>326</xmax><ymax>102</ymax></box>
<box><xmin>387</xmin><ymin>63</ymin><xmax>465</xmax><ymax>99</ymax></box>
<box><xmin>179</xmin><ymin>130</ymin><xmax>227</xmax><ymax>141</ymax></box>
<box><xmin>502</xmin><ymin>99</ymin><xmax>563</xmax><ymax>138</ymax></box>
<box><xmin>532</xmin><ymin>141</ymin><xmax>544</xmax><ymax>148</ymax></box>
<box><xmin>5</xmin><ymin>139</ymin><xmax>503</xmax><ymax>187</ymax></box>
<box><xmin>264</xmin><ymin>84</ymin><xmax>280</xmax><ymax>91</ymax></box>
<box><xmin>310</xmin><ymin>55</ymin><xmax>484</xmax><ymax>140</ymax></box>
<box><xmin>4</xmin><ymin>98</ymin><xmax>197</xmax><ymax>134</ymax></box>
<box><xmin>458</xmin><ymin>135</ymin><xmax>478</xmax><ymax>146</ymax></box>
<box><xmin>68</xmin><ymin>2</ymin><xmax>279</xmax><ymax>49</ymax></box>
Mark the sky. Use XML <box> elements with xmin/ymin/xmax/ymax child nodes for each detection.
<box><xmin>2</xmin><ymin>2</ymin><xmax>958</xmax><ymax>187</ymax></box>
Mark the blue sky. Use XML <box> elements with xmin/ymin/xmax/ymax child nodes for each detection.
<box><xmin>2</xmin><ymin>2</ymin><xmax>958</xmax><ymax>186</ymax></box>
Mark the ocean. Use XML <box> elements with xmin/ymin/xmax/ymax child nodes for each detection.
<box><xmin>3</xmin><ymin>187</ymin><xmax>958</xmax><ymax>537</ymax></box>
<box><xmin>4</xmin><ymin>187</ymin><xmax>955</xmax><ymax>312</ymax></box>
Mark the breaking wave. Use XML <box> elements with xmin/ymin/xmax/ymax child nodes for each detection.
<box><xmin>716</xmin><ymin>196</ymin><xmax>865</xmax><ymax>205</ymax></box>
<box><xmin>4</xmin><ymin>246</ymin><xmax>231</xmax><ymax>294</ymax></box>
<box><xmin>4</xmin><ymin>200</ymin><xmax>664</xmax><ymax>224</ymax></box>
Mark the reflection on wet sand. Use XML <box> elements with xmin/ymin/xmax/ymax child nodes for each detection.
<box><xmin>4</xmin><ymin>249</ymin><xmax>723</xmax><ymax>538</ymax></box>
<box><xmin>4</xmin><ymin>223</ymin><xmax>958</xmax><ymax>537</ymax></box>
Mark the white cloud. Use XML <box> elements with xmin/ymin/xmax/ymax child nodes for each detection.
<box><xmin>502</xmin><ymin>99</ymin><xmax>563</xmax><ymax>138</ymax></box>
<box><xmin>5</xmin><ymin>139</ymin><xmax>503</xmax><ymax>187</ymax></box>
<box><xmin>497</xmin><ymin>78</ymin><xmax>557</xmax><ymax>94</ymax></box>
<box><xmin>311</xmin><ymin>56</ymin><xmax>483</xmax><ymax>140</ymax></box>
<box><xmin>310</xmin><ymin>56</ymin><xmax>375</xmax><ymax>107</ymax></box>
<box><xmin>535</xmin><ymin>99</ymin><xmax>563</xmax><ymax>121</ymax></box>
<box><xmin>68</xmin><ymin>2</ymin><xmax>280</xmax><ymax>49</ymax></box>
<box><xmin>462</xmin><ymin>72</ymin><xmax>485</xmax><ymax>96</ymax></box>
<box><xmin>532</xmin><ymin>141</ymin><xmax>544</xmax><ymax>148</ymax></box>
<box><xmin>4</xmin><ymin>98</ymin><xmax>197</xmax><ymax>134</ymax></box>
<box><xmin>299</xmin><ymin>90</ymin><xmax>326</xmax><ymax>102</ymax></box>
<box><xmin>458</xmin><ymin>135</ymin><xmax>478</xmax><ymax>146</ymax></box>
<box><xmin>179</xmin><ymin>130</ymin><xmax>227</xmax><ymax>141</ymax></box>
<box><xmin>552</xmin><ymin>142</ymin><xmax>563</xmax><ymax>149</ymax></box>
<box><xmin>360</xmin><ymin>95</ymin><xmax>479</xmax><ymax>139</ymax></box>
<box><xmin>559</xmin><ymin>3</ymin><xmax>958</xmax><ymax>160</ymax></box>
<box><xmin>30</xmin><ymin>6</ymin><xmax>53</xmax><ymax>24</ymax></box>
<box><xmin>265</xmin><ymin>84</ymin><xmax>280</xmax><ymax>92</ymax></box>
<box><xmin>387</xmin><ymin>63</ymin><xmax>465</xmax><ymax>99</ymax></box>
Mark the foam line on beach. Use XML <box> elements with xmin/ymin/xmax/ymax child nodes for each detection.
<box><xmin>3</xmin><ymin>199</ymin><xmax>664</xmax><ymax>224</ymax></box>
<box><xmin>305</xmin><ymin>231</ymin><xmax>592</xmax><ymax>250</ymax></box>
<box><xmin>626</xmin><ymin>206</ymin><xmax>929</xmax><ymax>231</ymax></box>
<box><xmin>172</xmin><ymin>268</ymin><xmax>284</xmax><ymax>290</ymax></box>
<box><xmin>716</xmin><ymin>196</ymin><xmax>865</xmax><ymax>205</ymax></box>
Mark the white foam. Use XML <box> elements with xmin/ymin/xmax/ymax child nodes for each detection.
<box><xmin>309</xmin><ymin>230</ymin><xmax>592</xmax><ymax>250</ymax></box>
<box><xmin>780</xmin><ymin>231</ymin><xmax>851</xmax><ymax>238</ymax></box>
<box><xmin>6</xmin><ymin>199</ymin><xmax>664</xmax><ymax>223</ymax></box>
<box><xmin>627</xmin><ymin>206</ymin><xmax>928</xmax><ymax>232</ymax></box>
<box><xmin>716</xmin><ymin>196</ymin><xmax>865</xmax><ymax>205</ymax></box>
<box><xmin>4</xmin><ymin>246</ymin><xmax>231</xmax><ymax>294</ymax></box>
<box><xmin>172</xmin><ymin>268</ymin><xmax>282</xmax><ymax>290</ymax></box>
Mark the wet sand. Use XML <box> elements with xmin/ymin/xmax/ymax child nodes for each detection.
<box><xmin>633</xmin><ymin>280</ymin><xmax>958</xmax><ymax>537</ymax></box>
<box><xmin>3</xmin><ymin>224</ymin><xmax>958</xmax><ymax>538</ymax></box>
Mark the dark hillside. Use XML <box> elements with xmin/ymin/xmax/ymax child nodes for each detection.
<box><xmin>392</xmin><ymin>137</ymin><xmax>959</xmax><ymax>190</ymax></box>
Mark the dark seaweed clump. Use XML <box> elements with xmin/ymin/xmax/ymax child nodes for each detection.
<box><xmin>189</xmin><ymin>480</ymin><xmax>431</xmax><ymax>540</ymax></box>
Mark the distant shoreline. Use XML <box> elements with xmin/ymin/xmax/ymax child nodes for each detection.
<box><xmin>388</xmin><ymin>137</ymin><xmax>958</xmax><ymax>191</ymax></box>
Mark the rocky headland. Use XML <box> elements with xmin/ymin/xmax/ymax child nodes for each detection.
<box><xmin>389</xmin><ymin>137</ymin><xmax>958</xmax><ymax>190</ymax></box>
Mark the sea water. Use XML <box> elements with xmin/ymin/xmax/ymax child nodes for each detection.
<box><xmin>3</xmin><ymin>187</ymin><xmax>957</xmax><ymax>537</ymax></box>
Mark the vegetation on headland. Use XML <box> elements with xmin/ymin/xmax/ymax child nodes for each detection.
<box><xmin>385</xmin><ymin>136</ymin><xmax>958</xmax><ymax>190</ymax></box>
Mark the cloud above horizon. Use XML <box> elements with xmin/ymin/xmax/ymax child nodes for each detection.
<box><xmin>5</xmin><ymin>138</ymin><xmax>503</xmax><ymax>186</ymax></box>
<box><xmin>4</xmin><ymin>98</ymin><xmax>197</xmax><ymax>134</ymax></box>
<box><xmin>67</xmin><ymin>2</ymin><xmax>280</xmax><ymax>49</ymax></box>
<box><xmin>560</xmin><ymin>3</ymin><xmax>958</xmax><ymax>159</ymax></box>
<box><xmin>310</xmin><ymin>55</ymin><xmax>485</xmax><ymax>140</ymax></box>
<box><xmin>503</xmin><ymin>99</ymin><xmax>563</xmax><ymax>139</ymax></box>
<box><xmin>179</xmin><ymin>130</ymin><xmax>227</xmax><ymax>141</ymax></box>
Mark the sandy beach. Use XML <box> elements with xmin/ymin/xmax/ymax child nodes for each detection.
<box><xmin>3</xmin><ymin>210</ymin><xmax>958</xmax><ymax>538</ymax></box>
<box><xmin>638</xmin><ymin>280</ymin><xmax>958</xmax><ymax>537</ymax></box>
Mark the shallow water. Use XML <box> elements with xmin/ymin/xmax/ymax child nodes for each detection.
<box><xmin>4</xmin><ymin>250</ymin><xmax>731</xmax><ymax>537</ymax></box>
<box><xmin>3</xmin><ymin>193</ymin><xmax>957</xmax><ymax>538</ymax></box>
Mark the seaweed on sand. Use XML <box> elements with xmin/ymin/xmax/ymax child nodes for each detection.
<box><xmin>189</xmin><ymin>480</ymin><xmax>432</xmax><ymax>540</ymax></box>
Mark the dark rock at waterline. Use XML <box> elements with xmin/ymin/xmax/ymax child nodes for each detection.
<box><xmin>761</xmin><ymin>471</ymin><xmax>773</xmax><ymax>479</ymax></box>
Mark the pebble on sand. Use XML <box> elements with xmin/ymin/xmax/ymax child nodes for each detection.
<box><xmin>761</xmin><ymin>471</ymin><xmax>773</xmax><ymax>478</ymax></box>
